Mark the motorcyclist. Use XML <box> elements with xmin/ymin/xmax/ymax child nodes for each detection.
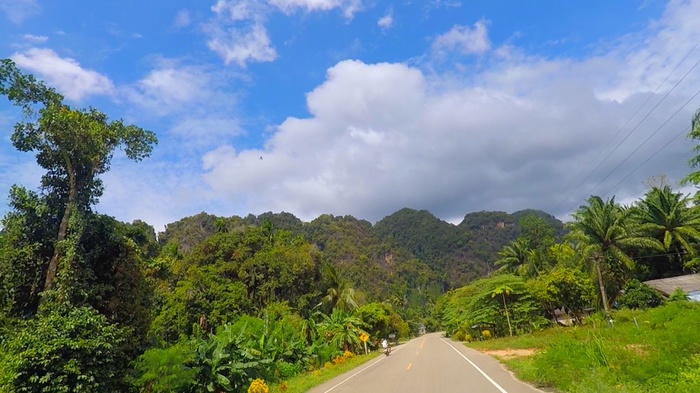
<box><xmin>381</xmin><ymin>338</ymin><xmax>390</xmax><ymax>355</ymax></box>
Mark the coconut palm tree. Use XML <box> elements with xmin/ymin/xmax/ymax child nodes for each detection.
<box><xmin>495</xmin><ymin>238</ymin><xmax>532</xmax><ymax>275</ymax></box>
<box><xmin>570</xmin><ymin>196</ymin><xmax>662</xmax><ymax>315</ymax></box>
<box><xmin>633</xmin><ymin>186</ymin><xmax>700</xmax><ymax>272</ymax></box>
<box><xmin>320</xmin><ymin>264</ymin><xmax>358</xmax><ymax>313</ymax></box>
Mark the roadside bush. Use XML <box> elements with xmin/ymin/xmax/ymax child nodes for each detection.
<box><xmin>276</xmin><ymin>362</ymin><xmax>301</xmax><ymax>379</ymax></box>
<box><xmin>131</xmin><ymin>341</ymin><xmax>196</xmax><ymax>393</ymax></box>
<box><xmin>616</xmin><ymin>280</ymin><xmax>664</xmax><ymax>309</ymax></box>
<box><xmin>667</xmin><ymin>288</ymin><xmax>689</xmax><ymax>302</ymax></box>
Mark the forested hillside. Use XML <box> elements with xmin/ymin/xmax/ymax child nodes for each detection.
<box><xmin>158</xmin><ymin>207</ymin><xmax>564</xmax><ymax>293</ymax></box>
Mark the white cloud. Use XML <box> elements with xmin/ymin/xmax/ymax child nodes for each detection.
<box><xmin>22</xmin><ymin>34</ymin><xmax>48</xmax><ymax>43</ymax></box>
<box><xmin>268</xmin><ymin>0</ymin><xmax>362</xmax><ymax>19</ymax></box>
<box><xmin>0</xmin><ymin>0</ymin><xmax>40</xmax><ymax>24</ymax></box>
<box><xmin>205</xmin><ymin>0</ymin><xmax>365</xmax><ymax>66</ymax></box>
<box><xmin>126</xmin><ymin>63</ymin><xmax>214</xmax><ymax>115</ymax></box>
<box><xmin>211</xmin><ymin>0</ymin><xmax>266</xmax><ymax>21</ymax></box>
<box><xmin>206</xmin><ymin>22</ymin><xmax>277</xmax><ymax>66</ymax></box>
<box><xmin>377</xmin><ymin>11</ymin><xmax>393</xmax><ymax>30</ymax></box>
<box><xmin>432</xmin><ymin>20</ymin><xmax>491</xmax><ymax>56</ymax></box>
<box><xmin>173</xmin><ymin>9</ymin><xmax>192</xmax><ymax>28</ymax></box>
<box><xmin>170</xmin><ymin>118</ymin><xmax>243</xmax><ymax>148</ymax></box>
<box><xmin>11</xmin><ymin>48</ymin><xmax>115</xmax><ymax>101</ymax></box>
<box><xmin>198</xmin><ymin>0</ymin><xmax>700</xmax><ymax>224</ymax></box>
<box><xmin>596</xmin><ymin>0</ymin><xmax>700</xmax><ymax>102</ymax></box>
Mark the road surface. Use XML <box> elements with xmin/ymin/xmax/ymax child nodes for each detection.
<box><xmin>308</xmin><ymin>332</ymin><xmax>544</xmax><ymax>393</ymax></box>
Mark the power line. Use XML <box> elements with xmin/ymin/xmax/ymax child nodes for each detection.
<box><xmin>554</xmin><ymin>40</ymin><xmax>700</xmax><ymax>211</ymax></box>
<box><xmin>564</xmin><ymin>58</ymin><xmax>700</xmax><ymax>213</ymax></box>
<box><xmin>601</xmin><ymin>125</ymin><xmax>690</xmax><ymax>198</ymax></box>
<box><xmin>586</xmin><ymin>86</ymin><xmax>700</xmax><ymax>197</ymax></box>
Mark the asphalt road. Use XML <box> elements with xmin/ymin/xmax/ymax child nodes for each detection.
<box><xmin>308</xmin><ymin>332</ymin><xmax>544</xmax><ymax>393</ymax></box>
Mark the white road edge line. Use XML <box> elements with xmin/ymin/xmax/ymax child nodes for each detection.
<box><xmin>440</xmin><ymin>338</ymin><xmax>509</xmax><ymax>393</ymax></box>
<box><xmin>322</xmin><ymin>348</ymin><xmax>400</xmax><ymax>393</ymax></box>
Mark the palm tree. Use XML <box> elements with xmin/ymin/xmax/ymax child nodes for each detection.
<box><xmin>320</xmin><ymin>264</ymin><xmax>358</xmax><ymax>313</ymax></box>
<box><xmin>570</xmin><ymin>196</ymin><xmax>662</xmax><ymax>315</ymax></box>
<box><xmin>633</xmin><ymin>186</ymin><xmax>700</xmax><ymax>271</ymax></box>
<box><xmin>495</xmin><ymin>239</ymin><xmax>531</xmax><ymax>275</ymax></box>
<box><xmin>496</xmin><ymin>238</ymin><xmax>551</xmax><ymax>278</ymax></box>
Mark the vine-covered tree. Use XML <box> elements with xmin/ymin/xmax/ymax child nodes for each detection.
<box><xmin>0</xmin><ymin>59</ymin><xmax>157</xmax><ymax>297</ymax></box>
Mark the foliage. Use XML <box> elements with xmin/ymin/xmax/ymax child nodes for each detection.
<box><xmin>518</xmin><ymin>214</ymin><xmax>556</xmax><ymax>250</ymax></box>
<box><xmin>0</xmin><ymin>303</ymin><xmax>130</xmax><ymax>393</ymax></box>
<box><xmin>131</xmin><ymin>341</ymin><xmax>196</xmax><ymax>393</ymax></box>
<box><xmin>441</xmin><ymin>274</ymin><xmax>546</xmax><ymax>338</ymax></box>
<box><xmin>1</xmin><ymin>59</ymin><xmax>157</xmax><ymax>294</ymax></box>
<box><xmin>317</xmin><ymin>308</ymin><xmax>367</xmax><ymax>352</ymax></box>
<box><xmin>667</xmin><ymin>287</ymin><xmax>689</xmax><ymax>302</ymax></box>
<box><xmin>495</xmin><ymin>238</ymin><xmax>532</xmax><ymax>276</ymax></box>
<box><xmin>0</xmin><ymin>186</ymin><xmax>54</xmax><ymax>316</ymax></box>
<box><xmin>570</xmin><ymin>195</ymin><xmax>663</xmax><ymax>312</ymax></box>
<box><xmin>528</xmin><ymin>268</ymin><xmax>596</xmax><ymax>322</ymax></box>
<box><xmin>631</xmin><ymin>185</ymin><xmax>700</xmax><ymax>277</ymax></box>
<box><xmin>616</xmin><ymin>279</ymin><xmax>664</xmax><ymax>309</ymax></box>
<box><xmin>355</xmin><ymin>302</ymin><xmax>405</xmax><ymax>340</ymax></box>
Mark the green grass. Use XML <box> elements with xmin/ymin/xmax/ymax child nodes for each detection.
<box><xmin>268</xmin><ymin>351</ymin><xmax>382</xmax><ymax>393</ymax></box>
<box><xmin>464</xmin><ymin>301</ymin><xmax>700</xmax><ymax>393</ymax></box>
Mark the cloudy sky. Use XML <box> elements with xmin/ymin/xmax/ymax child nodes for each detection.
<box><xmin>1</xmin><ymin>0</ymin><xmax>700</xmax><ymax>231</ymax></box>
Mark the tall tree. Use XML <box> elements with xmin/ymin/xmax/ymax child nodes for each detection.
<box><xmin>0</xmin><ymin>59</ymin><xmax>157</xmax><ymax>295</ymax></box>
<box><xmin>633</xmin><ymin>186</ymin><xmax>700</xmax><ymax>273</ymax></box>
<box><xmin>519</xmin><ymin>214</ymin><xmax>556</xmax><ymax>250</ymax></box>
<box><xmin>570</xmin><ymin>196</ymin><xmax>662</xmax><ymax>315</ymax></box>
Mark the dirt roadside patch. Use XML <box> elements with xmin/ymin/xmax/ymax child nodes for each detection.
<box><xmin>479</xmin><ymin>348</ymin><xmax>537</xmax><ymax>360</ymax></box>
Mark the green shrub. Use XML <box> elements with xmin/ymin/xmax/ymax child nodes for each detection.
<box><xmin>0</xmin><ymin>304</ymin><xmax>130</xmax><ymax>393</ymax></box>
<box><xmin>276</xmin><ymin>362</ymin><xmax>301</xmax><ymax>379</ymax></box>
<box><xmin>131</xmin><ymin>341</ymin><xmax>196</xmax><ymax>393</ymax></box>
<box><xmin>616</xmin><ymin>280</ymin><xmax>664</xmax><ymax>309</ymax></box>
<box><xmin>667</xmin><ymin>288</ymin><xmax>689</xmax><ymax>302</ymax></box>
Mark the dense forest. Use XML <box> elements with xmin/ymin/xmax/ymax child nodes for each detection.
<box><xmin>2</xmin><ymin>59</ymin><xmax>700</xmax><ymax>392</ymax></box>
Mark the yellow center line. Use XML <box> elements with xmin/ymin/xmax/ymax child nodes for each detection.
<box><xmin>407</xmin><ymin>363</ymin><xmax>412</xmax><ymax>370</ymax></box>
<box><xmin>419</xmin><ymin>338</ymin><xmax>426</xmax><ymax>349</ymax></box>
<box><xmin>416</xmin><ymin>351</ymin><xmax>420</xmax><ymax>355</ymax></box>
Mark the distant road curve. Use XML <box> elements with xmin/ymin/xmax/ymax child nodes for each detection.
<box><xmin>308</xmin><ymin>332</ymin><xmax>544</xmax><ymax>393</ymax></box>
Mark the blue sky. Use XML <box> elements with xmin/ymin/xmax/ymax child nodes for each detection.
<box><xmin>1</xmin><ymin>0</ymin><xmax>700</xmax><ymax>232</ymax></box>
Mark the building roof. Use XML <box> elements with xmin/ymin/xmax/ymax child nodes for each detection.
<box><xmin>643</xmin><ymin>273</ymin><xmax>700</xmax><ymax>296</ymax></box>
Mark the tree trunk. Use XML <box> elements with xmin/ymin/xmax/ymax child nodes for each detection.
<box><xmin>44</xmin><ymin>161</ymin><xmax>77</xmax><ymax>294</ymax></box>
<box><xmin>594</xmin><ymin>254</ymin><xmax>611</xmax><ymax>317</ymax></box>
<box><xmin>502</xmin><ymin>293</ymin><xmax>513</xmax><ymax>337</ymax></box>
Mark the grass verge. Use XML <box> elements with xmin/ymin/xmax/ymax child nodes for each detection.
<box><xmin>465</xmin><ymin>301</ymin><xmax>700</xmax><ymax>392</ymax></box>
<box><xmin>268</xmin><ymin>351</ymin><xmax>382</xmax><ymax>393</ymax></box>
